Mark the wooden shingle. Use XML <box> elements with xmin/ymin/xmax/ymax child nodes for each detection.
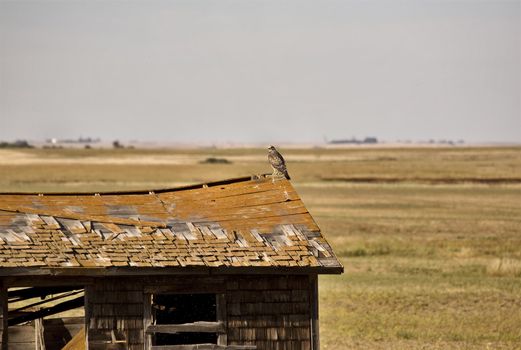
<box><xmin>0</xmin><ymin>176</ymin><xmax>342</xmax><ymax>274</ymax></box>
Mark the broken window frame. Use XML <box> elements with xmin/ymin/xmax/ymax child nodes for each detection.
<box><xmin>143</xmin><ymin>289</ymin><xmax>227</xmax><ymax>349</ymax></box>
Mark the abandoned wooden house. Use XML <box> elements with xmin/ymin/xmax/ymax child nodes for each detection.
<box><xmin>0</xmin><ymin>175</ymin><xmax>342</xmax><ymax>350</ymax></box>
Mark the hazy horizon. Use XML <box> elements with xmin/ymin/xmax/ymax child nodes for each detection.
<box><xmin>1</xmin><ymin>0</ymin><xmax>520</xmax><ymax>144</ymax></box>
<box><xmin>4</xmin><ymin>134</ymin><xmax>521</xmax><ymax>146</ymax></box>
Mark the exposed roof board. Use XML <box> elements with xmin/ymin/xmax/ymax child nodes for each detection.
<box><xmin>0</xmin><ymin>176</ymin><xmax>342</xmax><ymax>275</ymax></box>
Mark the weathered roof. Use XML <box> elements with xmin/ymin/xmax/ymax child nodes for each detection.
<box><xmin>0</xmin><ymin>175</ymin><xmax>342</xmax><ymax>275</ymax></box>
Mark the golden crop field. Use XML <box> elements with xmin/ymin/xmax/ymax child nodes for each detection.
<box><xmin>1</xmin><ymin>146</ymin><xmax>520</xmax><ymax>349</ymax></box>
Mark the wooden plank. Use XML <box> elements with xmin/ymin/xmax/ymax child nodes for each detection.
<box><xmin>146</xmin><ymin>321</ymin><xmax>224</xmax><ymax>334</ymax></box>
<box><xmin>88</xmin><ymin>329</ymin><xmax>127</xmax><ymax>343</ymax></box>
<box><xmin>151</xmin><ymin>345</ymin><xmax>256</xmax><ymax>350</ymax></box>
<box><xmin>158</xmin><ymin>177</ymin><xmax>285</xmax><ymax>202</ymax></box>
<box><xmin>216</xmin><ymin>293</ymin><xmax>227</xmax><ymax>346</ymax></box>
<box><xmin>215</xmin><ymin>213</ymin><xmax>319</xmax><ymax>231</ymax></box>
<box><xmin>8</xmin><ymin>296</ymin><xmax>84</xmax><ymax>326</ymax></box>
<box><xmin>89</xmin><ymin>343</ymin><xmax>126</xmax><ymax>350</ymax></box>
<box><xmin>171</xmin><ymin>189</ymin><xmax>300</xmax><ymax>214</ymax></box>
<box><xmin>0</xmin><ymin>267</ymin><xmax>210</xmax><ymax>277</ymax></box>
<box><xmin>0</xmin><ymin>177</ymin><xmax>294</xmax><ymax>228</ymax></box>
<box><xmin>0</xmin><ymin>176</ymin><xmax>259</xmax><ymax>197</ymax></box>
<box><xmin>143</xmin><ymin>293</ymin><xmax>152</xmax><ymax>350</ymax></box>
<box><xmin>4</xmin><ymin>276</ymin><xmax>94</xmax><ymax>287</ymax></box>
<box><xmin>169</xmin><ymin>191</ymin><xmax>301</xmax><ymax>216</ymax></box>
<box><xmin>0</xmin><ymin>266</ymin><xmax>343</xmax><ymax>277</ymax></box>
<box><xmin>0</xmin><ymin>284</ymin><xmax>7</xmax><ymax>350</ymax></box>
<box><xmin>84</xmin><ymin>285</ymin><xmax>91</xmax><ymax>350</ymax></box>
<box><xmin>11</xmin><ymin>290</ymin><xmax>84</xmax><ymax>314</ymax></box>
<box><xmin>8</xmin><ymin>324</ymin><xmax>35</xmax><ymax>343</ymax></box>
<box><xmin>179</xmin><ymin>203</ymin><xmax>309</xmax><ymax>225</ymax></box>
<box><xmin>35</xmin><ymin>318</ymin><xmax>45</xmax><ymax>350</ymax></box>
<box><xmin>0</xmin><ymin>207</ymin><xmax>164</xmax><ymax>228</ymax></box>
<box><xmin>309</xmin><ymin>274</ymin><xmax>319</xmax><ymax>350</ymax></box>
<box><xmin>144</xmin><ymin>281</ymin><xmax>225</xmax><ymax>294</ymax></box>
<box><xmin>61</xmin><ymin>327</ymin><xmax>85</xmax><ymax>350</ymax></box>
<box><xmin>6</xmin><ymin>344</ymin><xmax>39</xmax><ymax>350</ymax></box>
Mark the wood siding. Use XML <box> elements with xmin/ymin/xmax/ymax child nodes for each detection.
<box><xmin>86</xmin><ymin>278</ymin><xmax>144</xmax><ymax>350</ymax></box>
<box><xmin>227</xmin><ymin>276</ymin><xmax>312</xmax><ymax>350</ymax></box>
<box><xmin>0</xmin><ymin>275</ymin><xmax>316</xmax><ymax>349</ymax></box>
<box><xmin>0</xmin><ymin>285</ymin><xmax>6</xmax><ymax>350</ymax></box>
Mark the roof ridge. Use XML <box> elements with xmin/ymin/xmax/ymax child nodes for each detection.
<box><xmin>0</xmin><ymin>174</ymin><xmax>270</xmax><ymax>196</ymax></box>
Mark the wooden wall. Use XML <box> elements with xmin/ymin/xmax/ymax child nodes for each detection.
<box><xmin>7</xmin><ymin>322</ymin><xmax>35</xmax><ymax>350</ymax></box>
<box><xmin>86</xmin><ymin>278</ymin><xmax>144</xmax><ymax>350</ymax></box>
<box><xmin>0</xmin><ymin>275</ymin><xmax>317</xmax><ymax>349</ymax></box>
<box><xmin>0</xmin><ymin>285</ymin><xmax>6</xmax><ymax>350</ymax></box>
<box><xmin>85</xmin><ymin>274</ymin><xmax>316</xmax><ymax>350</ymax></box>
<box><xmin>227</xmin><ymin>276</ymin><xmax>312</xmax><ymax>350</ymax></box>
<box><xmin>2</xmin><ymin>317</ymin><xmax>84</xmax><ymax>350</ymax></box>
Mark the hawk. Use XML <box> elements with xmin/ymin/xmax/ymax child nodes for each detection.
<box><xmin>268</xmin><ymin>145</ymin><xmax>291</xmax><ymax>181</ymax></box>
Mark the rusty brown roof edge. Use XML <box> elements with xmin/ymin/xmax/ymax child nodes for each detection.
<box><xmin>0</xmin><ymin>265</ymin><xmax>344</xmax><ymax>277</ymax></box>
<box><xmin>0</xmin><ymin>174</ymin><xmax>270</xmax><ymax>196</ymax></box>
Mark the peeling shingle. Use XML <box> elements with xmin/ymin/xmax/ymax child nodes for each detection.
<box><xmin>0</xmin><ymin>177</ymin><xmax>342</xmax><ymax>271</ymax></box>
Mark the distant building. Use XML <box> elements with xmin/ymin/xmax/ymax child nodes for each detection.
<box><xmin>0</xmin><ymin>140</ymin><xmax>33</xmax><ymax>149</ymax></box>
<box><xmin>45</xmin><ymin>137</ymin><xmax>101</xmax><ymax>144</ymax></box>
<box><xmin>328</xmin><ymin>137</ymin><xmax>378</xmax><ymax>145</ymax></box>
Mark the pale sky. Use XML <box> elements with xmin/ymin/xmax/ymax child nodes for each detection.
<box><xmin>0</xmin><ymin>0</ymin><xmax>520</xmax><ymax>144</ymax></box>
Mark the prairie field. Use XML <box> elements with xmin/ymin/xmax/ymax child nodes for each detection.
<box><xmin>1</xmin><ymin>146</ymin><xmax>520</xmax><ymax>349</ymax></box>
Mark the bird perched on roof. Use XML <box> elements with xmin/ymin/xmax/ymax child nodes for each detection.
<box><xmin>268</xmin><ymin>145</ymin><xmax>291</xmax><ymax>181</ymax></box>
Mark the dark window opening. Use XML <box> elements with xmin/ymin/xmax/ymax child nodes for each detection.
<box><xmin>152</xmin><ymin>293</ymin><xmax>218</xmax><ymax>346</ymax></box>
<box><xmin>154</xmin><ymin>293</ymin><xmax>216</xmax><ymax>324</ymax></box>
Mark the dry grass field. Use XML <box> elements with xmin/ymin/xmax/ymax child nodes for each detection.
<box><xmin>1</xmin><ymin>146</ymin><xmax>520</xmax><ymax>349</ymax></box>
